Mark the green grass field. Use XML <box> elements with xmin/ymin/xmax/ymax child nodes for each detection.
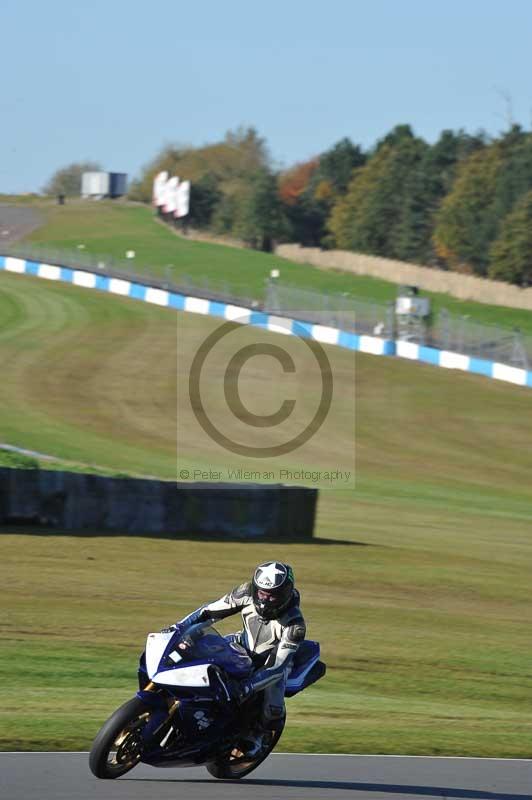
<box><xmin>1</xmin><ymin>270</ymin><xmax>532</xmax><ymax>756</ymax></box>
<box><xmin>10</xmin><ymin>198</ymin><xmax>532</xmax><ymax>336</ymax></box>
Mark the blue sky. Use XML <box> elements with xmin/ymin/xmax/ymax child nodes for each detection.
<box><xmin>2</xmin><ymin>0</ymin><xmax>532</xmax><ymax>192</ymax></box>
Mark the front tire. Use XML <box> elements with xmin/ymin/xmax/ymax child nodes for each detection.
<box><xmin>206</xmin><ymin>719</ymin><xmax>285</xmax><ymax>780</ymax></box>
<box><xmin>89</xmin><ymin>697</ymin><xmax>150</xmax><ymax>779</ymax></box>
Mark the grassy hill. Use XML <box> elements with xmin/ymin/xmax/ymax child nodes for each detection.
<box><xmin>7</xmin><ymin>198</ymin><xmax>532</xmax><ymax>336</ymax></box>
<box><xmin>1</xmin><ymin>269</ymin><xmax>531</xmax><ymax>756</ymax></box>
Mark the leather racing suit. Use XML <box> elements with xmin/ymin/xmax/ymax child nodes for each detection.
<box><xmin>179</xmin><ymin>582</ymin><xmax>306</xmax><ymax>725</ymax></box>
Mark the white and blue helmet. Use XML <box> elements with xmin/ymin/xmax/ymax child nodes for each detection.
<box><xmin>252</xmin><ymin>561</ymin><xmax>295</xmax><ymax>619</ymax></box>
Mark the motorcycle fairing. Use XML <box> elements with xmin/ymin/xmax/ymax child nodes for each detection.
<box><xmin>285</xmin><ymin>640</ymin><xmax>324</xmax><ymax>697</ymax></box>
<box><xmin>187</xmin><ymin>632</ymin><xmax>253</xmax><ymax>677</ymax></box>
<box><xmin>134</xmin><ymin>627</ymin><xmax>325</xmax><ymax>769</ymax></box>
<box><xmin>145</xmin><ymin>632</ymin><xmax>177</xmax><ymax>678</ymax></box>
<box><xmin>153</xmin><ymin>662</ymin><xmax>210</xmax><ymax>688</ymax></box>
<box><xmin>141</xmin><ymin>629</ymin><xmax>324</xmax><ymax>697</ymax></box>
<box><xmin>144</xmin><ymin>630</ymin><xmax>253</xmax><ymax>687</ymax></box>
<box><xmin>140</xmin><ymin>695</ymin><xmax>237</xmax><ymax>767</ymax></box>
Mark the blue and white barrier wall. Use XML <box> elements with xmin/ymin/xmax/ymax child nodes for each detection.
<box><xmin>395</xmin><ymin>340</ymin><xmax>532</xmax><ymax>388</ymax></box>
<box><xmin>1</xmin><ymin>254</ymin><xmax>531</xmax><ymax>390</ymax></box>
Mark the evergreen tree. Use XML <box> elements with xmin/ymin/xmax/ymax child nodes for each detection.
<box><xmin>277</xmin><ymin>139</ymin><xmax>366</xmax><ymax>247</ymax></box>
<box><xmin>126</xmin><ymin>121</ymin><xmax>532</xmax><ymax>284</ymax></box>
<box><xmin>491</xmin><ymin>126</ymin><xmax>532</xmax><ymax>224</ymax></box>
<box><xmin>188</xmin><ymin>173</ymin><xmax>222</xmax><ymax>228</ymax></box>
<box><xmin>391</xmin><ymin>155</ymin><xmax>432</xmax><ymax>262</ymax></box>
<box><xmin>394</xmin><ymin>130</ymin><xmax>485</xmax><ymax>263</ymax></box>
<box><xmin>423</xmin><ymin>129</ymin><xmax>485</xmax><ymax>201</ymax></box>
<box><xmin>433</xmin><ymin>128</ymin><xmax>532</xmax><ymax>275</ymax></box>
<box><xmin>328</xmin><ymin>133</ymin><xmax>429</xmax><ymax>260</ymax></box>
<box><xmin>489</xmin><ymin>190</ymin><xmax>532</xmax><ymax>285</ymax></box>
<box><xmin>433</xmin><ymin>145</ymin><xmax>502</xmax><ymax>274</ymax></box>
<box><xmin>375</xmin><ymin>124</ymin><xmax>416</xmax><ymax>151</ymax></box>
<box><xmin>317</xmin><ymin>137</ymin><xmax>366</xmax><ymax>194</ymax></box>
<box><xmin>232</xmin><ymin>169</ymin><xmax>285</xmax><ymax>251</ymax></box>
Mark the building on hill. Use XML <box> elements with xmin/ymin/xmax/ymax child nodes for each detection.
<box><xmin>81</xmin><ymin>172</ymin><xmax>127</xmax><ymax>199</ymax></box>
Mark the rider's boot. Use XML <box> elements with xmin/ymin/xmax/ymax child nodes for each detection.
<box><xmin>241</xmin><ymin>724</ymin><xmax>270</xmax><ymax>758</ymax></box>
<box><xmin>241</xmin><ymin>709</ymin><xmax>284</xmax><ymax>758</ymax></box>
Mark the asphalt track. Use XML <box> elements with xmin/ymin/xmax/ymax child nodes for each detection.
<box><xmin>0</xmin><ymin>205</ymin><xmax>42</xmax><ymax>243</ymax></box>
<box><xmin>1</xmin><ymin>753</ymin><xmax>530</xmax><ymax>800</ymax></box>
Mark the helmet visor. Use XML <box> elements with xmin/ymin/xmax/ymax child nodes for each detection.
<box><xmin>256</xmin><ymin>589</ymin><xmax>278</xmax><ymax>604</ymax></box>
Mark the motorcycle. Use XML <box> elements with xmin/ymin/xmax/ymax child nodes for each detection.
<box><xmin>89</xmin><ymin>622</ymin><xmax>326</xmax><ymax>780</ymax></box>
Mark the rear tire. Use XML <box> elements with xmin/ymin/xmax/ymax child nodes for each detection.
<box><xmin>206</xmin><ymin>719</ymin><xmax>285</xmax><ymax>780</ymax></box>
<box><xmin>89</xmin><ymin>697</ymin><xmax>150</xmax><ymax>779</ymax></box>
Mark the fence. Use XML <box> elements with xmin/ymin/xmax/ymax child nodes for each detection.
<box><xmin>265</xmin><ymin>281</ymin><xmax>394</xmax><ymax>336</ymax></box>
<box><xmin>2</xmin><ymin>242</ymin><xmax>259</xmax><ymax>310</ymax></box>
<box><xmin>265</xmin><ymin>282</ymin><xmax>531</xmax><ymax>369</ymax></box>
<box><xmin>3</xmin><ymin>242</ymin><xmax>531</xmax><ymax>369</ymax></box>
<box><xmin>429</xmin><ymin>310</ymin><xmax>531</xmax><ymax>369</ymax></box>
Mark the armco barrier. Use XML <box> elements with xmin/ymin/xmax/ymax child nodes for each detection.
<box><xmin>1</xmin><ymin>254</ymin><xmax>531</xmax><ymax>389</ymax></box>
<box><xmin>0</xmin><ymin>468</ymin><xmax>317</xmax><ymax>538</ymax></box>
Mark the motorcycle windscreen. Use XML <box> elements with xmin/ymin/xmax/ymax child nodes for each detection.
<box><xmin>145</xmin><ymin>631</ymin><xmax>176</xmax><ymax>679</ymax></box>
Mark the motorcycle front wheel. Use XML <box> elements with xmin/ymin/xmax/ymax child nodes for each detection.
<box><xmin>89</xmin><ymin>697</ymin><xmax>150</xmax><ymax>779</ymax></box>
<box><xmin>206</xmin><ymin>719</ymin><xmax>285</xmax><ymax>780</ymax></box>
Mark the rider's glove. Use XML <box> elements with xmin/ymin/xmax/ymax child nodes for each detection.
<box><xmin>160</xmin><ymin>624</ymin><xmax>178</xmax><ymax>633</ymax></box>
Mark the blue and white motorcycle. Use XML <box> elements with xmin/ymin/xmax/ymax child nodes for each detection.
<box><xmin>89</xmin><ymin>622</ymin><xmax>326</xmax><ymax>780</ymax></box>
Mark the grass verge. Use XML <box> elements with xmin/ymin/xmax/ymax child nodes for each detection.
<box><xmin>1</xmin><ymin>270</ymin><xmax>531</xmax><ymax>755</ymax></box>
<box><xmin>14</xmin><ymin>199</ymin><xmax>532</xmax><ymax>336</ymax></box>
<box><xmin>2</xmin><ymin>530</ymin><xmax>531</xmax><ymax>756</ymax></box>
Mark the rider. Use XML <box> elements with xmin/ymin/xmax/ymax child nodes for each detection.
<box><xmin>166</xmin><ymin>561</ymin><xmax>306</xmax><ymax>757</ymax></box>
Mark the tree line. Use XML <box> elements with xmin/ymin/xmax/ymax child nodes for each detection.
<box><xmin>45</xmin><ymin>124</ymin><xmax>532</xmax><ymax>286</ymax></box>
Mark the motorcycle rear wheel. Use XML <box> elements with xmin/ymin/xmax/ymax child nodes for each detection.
<box><xmin>206</xmin><ymin>720</ymin><xmax>285</xmax><ymax>780</ymax></box>
<box><xmin>89</xmin><ymin>697</ymin><xmax>150</xmax><ymax>779</ymax></box>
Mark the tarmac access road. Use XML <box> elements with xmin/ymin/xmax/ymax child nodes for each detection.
<box><xmin>0</xmin><ymin>205</ymin><xmax>43</xmax><ymax>244</ymax></box>
<box><xmin>1</xmin><ymin>752</ymin><xmax>530</xmax><ymax>800</ymax></box>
